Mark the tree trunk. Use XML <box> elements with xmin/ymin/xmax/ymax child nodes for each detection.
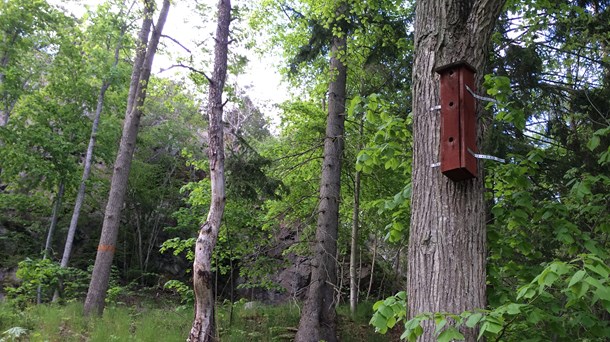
<box><xmin>0</xmin><ymin>43</ymin><xmax>11</xmax><ymax>127</ymax></box>
<box><xmin>59</xmin><ymin>21</ymin><xmax>127</xmax><ymax>271</ymax></box>
<box><xmin>366</xmin><ymin>232</ymin><xmax>377</xmax><ymax>301</ymax></box>
<box><xmin>59</xmin><ymin>82</ymin><xmax>109</xmax><ymax>271</ymax></box>
<box><xmin>350</xmin><ymin>118</ymin><xmax>363</xmax><ymax>316</ymax></box>
<box><xmin>37</xmin><ymin>180</ymin><xmax>65</xmax><ymax>304</ymax></box>
<box><xmin>83</xmin><ymin>0</ymin><xmax>170</xmax><ymax>316</ymax></box>
<box><xmin>43</xmin><ymin>180</ymin><xmax>65</xmax><ymax>259</ymax></box>
<box><xmin>407</xmin><ymin>0</ymin><xmax>505</xmax><ymax>340</ymax></box>
<box><xmin>294</xmin><ymin>16</ymin><xmax>348</xmax><ymax>342</ymax></box>
<box><xmin>187</xmin><ymin>1</ymin><xmax>230</xmax><ymax>341</ymax></box>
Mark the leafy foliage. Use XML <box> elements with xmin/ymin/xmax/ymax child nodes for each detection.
<box><xmin>372</xmin><ymin>254</ymin><xmax>610</xmax><ymax>341</ymax></box>
<box><xmin>5</xmin><ymin>258</ymin><xmax>89</xmax><ymax>308</ymax></box>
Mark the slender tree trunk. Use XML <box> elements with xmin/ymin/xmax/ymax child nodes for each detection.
<box><xmin>188</xmin><ymin>1</ymin><xmax>231</xmax><ymax>341</ymax></box>
<box><xmin>350</xmin><ymin>118</ymin><xmax>364</xmax><ymax>316</ymax></box>
<box><xmin>37</xmin><ymin>180</ymin><xmax>65</xmax><ymax>304</ymax></box>
<box><xmin>43</xmin><ymin>180</ymin><xmax>65</xmax><ymax>259</ymax></box>
<box><xmin>407</xmin><ymin>0</ymin><xmax>505</xmax><ymax>340</ymax></box>
<box><xmin>294</xmin><ymin>11</ymin><xmax>348</xmax><ymax>342</ymax></box>
<box><xmin>0</xmin><ymin>47</ymin><xmax>11</xmax><ymax>127</ymax></box>
<box><xmin>136</xmin><ymin>214</ymin><xmax>144</xmax><ymax>273</ymax></box>
<box><xmin>366</xmin><ymin>233</ymin><xmax>376</xmax><ymax>301</ymax></box>
<box><xmin>84</xmin><ymin>0</ymin><xmax>170</xmax><ymax>316</ymax></box>
<box><xmin>59</xmin><ymin>22</ymin><xmax>127</xmax><ymax>271</ymax></box>
<box><xmin>143</xmin><ymin>162</ymin><xmax>175</xmax><ymax>273</ymax></box>
<box><xmin>59</xmin><ymin>83</ymin><xmax>109</xmax><ymax>270</ymax></box>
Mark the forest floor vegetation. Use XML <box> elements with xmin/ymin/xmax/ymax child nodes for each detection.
<box><xmin>0</xmin><ymin>299</ymin><xmax>396</xmax><ymax>341</ymax></box>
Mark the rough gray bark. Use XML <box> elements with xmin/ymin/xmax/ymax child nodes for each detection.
<box><xmin>294</xmin><ymin>19</ymin><xmax>348</xmax><ymax>342</ymax></box>
<box><xmin>407</xmin><ymin>0</ymin><xmax>505</xmax><ymax>340</ymax></box>
<box><xmin>83</xmin><ymin>0</ymin><xmax>170</xmax><ymax>316</ymax></box>
<box><xmin>187</xmin><ymin>1</ymin><xmax>230</xmax><ymax>341</ymax></box>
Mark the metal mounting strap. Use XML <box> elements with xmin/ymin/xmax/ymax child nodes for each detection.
<box><xmin>465</xmin><ymin>85</ymin><xmax>497</xmax><ymax>104</ymax></box>
<box><xmin>431</xmin><ymin>151</ymin><xmax>505</xmax><ymax>167</ymax></box>
<box><xmin>467</xmin><ymin>148</ymin><xmax>505</xmax><ymax>163</ymax></box>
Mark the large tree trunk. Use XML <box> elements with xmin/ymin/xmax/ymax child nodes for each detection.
<box><xmin>294</xmin><ymin>19</ymin><xmax>348</xmax><ymax>342</ymax></box>
<box><xmin>407</xmin><ymin>0</ymin><xmax>505</xmax><ymax>340</ymax></box>
<box><xmin>83</xmin><ymin>0</ymin><xmax>170</xmax><ymax>316</ymax></box>
<box><xmin>188</xmin><ymin>1</ymin><xmax>230</xmax><ymax>341</ymax></box>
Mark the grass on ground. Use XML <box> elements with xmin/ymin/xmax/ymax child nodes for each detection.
<box><xmin>0</xmin><ymin>300</ymin><xmax>398</xmax><ymax>341</ymax></box>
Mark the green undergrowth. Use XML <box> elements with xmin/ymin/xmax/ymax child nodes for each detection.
<box><xmin>0</xmin><ymin>301</ymin><xmax>190</xmax><ymax>341</ymax></box>
<box><xmin>0</xmin><ymin>300</ymin><xmax>394</xmax><ymax>341</ymax></box>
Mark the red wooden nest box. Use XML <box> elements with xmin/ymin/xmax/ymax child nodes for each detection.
<box><xmin>435</xmin><ymin>61</ymin><xmax>478</xmax><ymax>181</ymax></box>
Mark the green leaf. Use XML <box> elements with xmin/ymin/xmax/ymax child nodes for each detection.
<box><xmin>372</xmin><ymin>300</ymin><xmax>383</xmax><ymax>311</ymax></box>
<box><xmin>506</xmin><ymin>303</ymin><xmax>524</xmax><ymax>315</ymax></box>
<box><xmin>585</xmin><ymin>264</ymin><xmax>609</xmax><ymax>279</ymax></box>
<box><xmin>517</xmin><ymin>286</ymin><xmax>536</xmax><ymax>300</ymax></box>
<box><xmin>370</xmin><ymin>314</ymin><xmax>388</xmax><ymax>334</ymax></box>
<box><xmin>542</xmin><ymin>271</ymin><xmax>559</xmax><ymax>287</ymax></box>
<box><xmin>481</xmin><ymin>320</ymin><xmax>503</xmax><ymax>335</ymax></box>
<box><xmin>383</xmin><ymin>296</ymin><xmax>397</xmax><ymax>306</ymax></box>
<box><xmin>585</xmin><ymin>276</ymin><xmax>605</xmax><ymax>290</ymax></box>
<box><xmin>379</xmin><ymin>305</ymin><xmax>394</xmax><ymax>319</ymax></box>
<box><xmin>568</xmin><ymin>270</ymin><xmax>587</xmax><ymax>288</ymax></box>
<box><xmin>588</xmin><ymin>135</ymin><xmax>600</xmax><ymax>151</ymax></box>
<box><xmin>575</xmin><ymin>281</ymin><xmax>590</xmax><ymax>298</ymax></box>
<box><xmin>347</xmin><ymin>95</ymin><xmax>361</xmax><ymax>117</ymax></box>
<box><xmin>437</xmin><ymin>327</ymin><xmax>465</xmax><ymax>342</ymax></box>
<box><xmin>465</xmin><ymin>313</ymin><xmax>483</xmax><ymax>328</ymax></box>
<box><xmin>435</xmin><ymin>318</ymin><xmax>447</xmax><ymax>334</ymax></box>
<box><xmin>525</xmin><ymin>309</ymin><xmax>543</xmax><ymax>324</ymax></box>
<box><xmin>595</xmin><ymin>287</ymin><xmax>610</xmax><ymax>302</ymax></box>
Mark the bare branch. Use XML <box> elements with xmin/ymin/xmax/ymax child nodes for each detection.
<box><xmin>158</xmin><ymin>63</ymin><xmax>212</xmax><ymax>83</ymax></box>
<box><xmin>161</xmin><ymin>34</ymin><xmax>192</xmax><ymax>53</ymax></box>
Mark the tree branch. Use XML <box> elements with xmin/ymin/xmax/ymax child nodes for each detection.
<box><xmin>161</xmin><ymin>34</ymin><xmax>191</xmax><ymax>53</ymax></box>
<box><xmin>158</xmin><ymin>63</ymin><xmax>212</xmax><ymax>83</ymax></box>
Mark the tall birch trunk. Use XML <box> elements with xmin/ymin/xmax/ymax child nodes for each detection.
<box><xmin>83</xmin><ymin>0</ymin><xmax>170</xmax><ymax>316</ymax></box>
<box><xmin>188</xmin><ymin>1</ymin><xmax>230</xmax><ymax>341</ymax></box>
<box><xmin>407</xmin><ymin>0</ymin><xmax>505</xmax><ymax>340</ymax></box>
<box><xmin>294</xmin><ymin>9</ymin><xmax>348</xmax><ymax>341</ymax></box>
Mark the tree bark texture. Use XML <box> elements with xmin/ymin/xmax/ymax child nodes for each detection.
<box><xmin>294</xmin><ymin>31</ymin><xmax>348</xmax><ymax>342</ymax></box>
<box><xmin>187</xmin><ymin>1</ymin><xmax>230</xmax><ymax>341</ymax></box>
<box><xmin>407</xmin><ymin>0</ymin><xmax>505</xmax><ymax>340</ymax></box>
<box><xmin>83</xmin><ymin>0</ymin><xmax>170</xmax><ymax>316</ymax></box>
